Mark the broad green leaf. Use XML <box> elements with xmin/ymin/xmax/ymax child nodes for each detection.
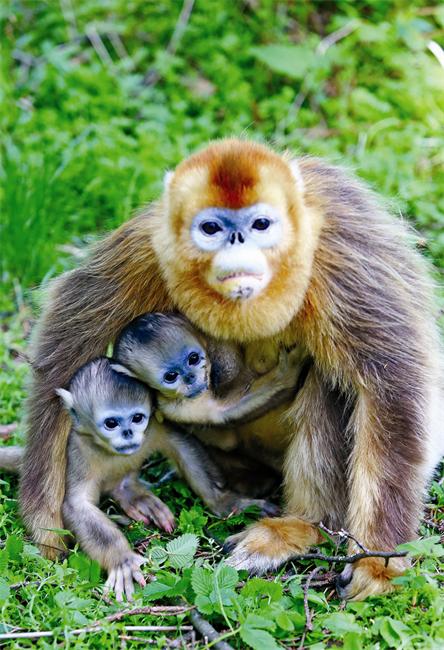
<box><xmin>191</xmin><ymin>566</ymin><xmax>213</xmax><ymax>597</ymax></box>
<box><xmin>323</xmin><ymin>612</ymin><xmax>362</xmax><ymax>635</ymax></box>
<box><xmin>397</xmin><ymin>536</ymin><xmax>443</xmax><ymax>557</ymax></box>
<box><xmin>5</xmin><ymin>534</ymin><xmax>23</xmax><ymax>561</ymax></box>
<box><xmin>244</xmin><ymin>613</ymin><xmax>276</xmax><ymax>631</ymax></box>
<box><xmin>194</xmin><ymin>594</ymin><xmax>215</xmax><ymax>615</ymax></box>
<box><xmin>143</xmin><ymin>581</ymin><xmax>173</xmax><ymax>600</ymax></box>
<box><xmin>276</xmin><ymin>611</ymin><xmax>294</xmax><ymax>631</ymax></box>
<box><xmin>214</xmin><ymin>563</ymin><xmax>238</xmax><ymax>591</ymax></box>
<box><xmin>378</xmin><ymin>618</ymin><xmax>411</xmax><ymax>648</ymax></box>
<box><xmin>240</xmin><ymin>625</ymin><xmax>281</xmax><ymax>650</ymax></box>
<box><xmin>251</xmin><ymin>45</ymin><xmax>316</xmax><ymax>79</ymax></box>
<box><xmin>0</xmin><ymin>580</ymin><xmax>10</xmax><ymax>604</ymax></box>
<box><xmin>166</xmin><ymin>533</ymin><xmax>198</xmax><ymax>568</ymax></box>
<box><xmin>241</xmin><ymin>577</ymin><xmax>283</xmax><ymax>602</ymax></box>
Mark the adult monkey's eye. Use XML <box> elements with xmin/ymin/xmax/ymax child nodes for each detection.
<box><xmin>188</xmin><ymin>352</ymin><xmax>200</xmax><ymax>365</ymax></box>
<box><xmin>201</xmin><ymin>221</ymin><xmax>223</xmax><ymax>236</ymax></box>
<box><xmin>252</xmin><ymin>218</ymin><xmax>271</xmax><ymax>231</ymax></box>
<box><xmin>132</xmin><ymin>413</ymin><xmax>145</xmax><ymax>424</ymax></box>
<box><xmin>104</xmin><ymin>417</ymin><xmax>119</xmax><ymax>430</ymax></box>
<box><xmin>164</xmin><ymin>371</ymin><xmax>179</xmax><ymax>383</ymax></box>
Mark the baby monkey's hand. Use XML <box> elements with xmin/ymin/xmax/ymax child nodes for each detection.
<box><xmin>112</xmin><ymin>475</ymin><xmax>176</xmax><ymax>533</ymax></box>
<box><xmin>275</xmin><ymin>346</ymin><xmax>306</xmax><ymax>389</ymax></box>
<box><xmin>104</xmin><ymin>552</ymin><xmax>146</xmax><ymax>602</ymax></box>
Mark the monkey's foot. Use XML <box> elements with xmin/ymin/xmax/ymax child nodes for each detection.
<box><xmin>104</xmin><ymin>552</ymin><xmax>146</xmax><ymax>602</ymax></box>
<box><xmin>123</xmin><ymin>493</ymin><xmax>175</xmax><ymax>533</ymax></box>
<box><xmin>336</xmin><ymin>556</ymin><xmax>407</xmax><ymax>601</ymax></box>
<box><xmin>35</xmin><ymin>529</ymin><xmax>67</xmax><ymax>560</ymax></box>
<box><xmin>223</xmin><ymin>516</ymin><xmax>321</xmax><ymax>573</ymax></box>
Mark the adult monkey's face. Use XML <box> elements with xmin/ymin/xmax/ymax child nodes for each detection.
<box><xmin>153</xmin><ymin>138</ymin><xmax>317</xmax><ymax>341</ymax></box>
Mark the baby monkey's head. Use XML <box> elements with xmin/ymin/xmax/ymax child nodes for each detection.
<box><xmin>56</xmin><ymin>357</ymin><xmax>152</xmax><ymax>455</ymax></box>
<box><xmin>114</xmin><ymin>313</ymin><xmax>209</xmax><ymax>399</ymax></box>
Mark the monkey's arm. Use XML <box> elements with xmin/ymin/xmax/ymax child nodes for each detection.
<box><xmin>159</xmin><ymin>347</ymin><xmax>307</xmax><ymax>426</ymax></box>
<box><xmin>0</xmin><ymin>446</ymin><xmax>23</xmax><ymax>473</ymax></box>
<box><xmin>63</xmin><ymin>480</ymin><xmax>146</xmax><ymax>602</ymax></box>
<box><xmin>21</xmin><ymin>211</ymin><xmax>173</xmax><ymax>557</ymax></box>
<box><xmin>110</xmin><ymin>472</ymin><xmax>175</xmax><ymax>533</ymax></box>
<box><xmin>148</xmin><ymin>420</ymin><xmax>278</xmax><ymax>517</ymax></box>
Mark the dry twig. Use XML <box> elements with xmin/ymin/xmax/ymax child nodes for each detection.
<box><xmin>189</xmin><ymin>610</ymin><xmax>234</xmax><ymax>650</ymax></box>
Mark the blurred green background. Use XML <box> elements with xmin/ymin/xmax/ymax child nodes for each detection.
<box><xmin>1</xmin><ymin>0</ymin><xmax>444</xmax><ymax>304</ymax></box>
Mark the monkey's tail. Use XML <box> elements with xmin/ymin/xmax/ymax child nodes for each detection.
<box><xmin>0</xmin><ymin>446</ymin><xmax>23</xmax><ymax>473</ymax></box>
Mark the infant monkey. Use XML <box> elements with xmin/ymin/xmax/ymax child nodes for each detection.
<box><xmin>114</xmin><ymin>312</ymin><xmax>303</xmax><ymax>453</ymax></box>
<box><xmin>58</xmin><ymin>357</ymin><xmax>175</xmax><ymax>601</ymax></box>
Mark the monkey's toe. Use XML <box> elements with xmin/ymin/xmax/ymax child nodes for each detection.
<box><xmin>337</xmin><ymin>557</ymin><xmax>406</xmax><ymax>601</ymax></box>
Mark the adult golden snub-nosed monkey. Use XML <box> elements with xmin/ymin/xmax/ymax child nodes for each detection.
<box><xmin>20</xmin><ymin>138</ymin><xmax>444</xmax><ymax>599</ymax></box>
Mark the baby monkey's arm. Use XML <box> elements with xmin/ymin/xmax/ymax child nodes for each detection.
<box><xmin>159</xmin><ymin>347</ymin><xmax>307</xmax><ymax>426</ymax></box>
<box><xmin>63</xmin><ymin>479</ymin><xmax>146</xmax><ymax>602</ymax></box>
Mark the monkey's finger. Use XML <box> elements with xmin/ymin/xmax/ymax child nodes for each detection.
<box><xmin>122</xmin><ymin>565</ymin><xmax>135</xmax><ymax>601</ymax></box>
<box><xmin>132</xmin><ymin>569</ymin><xmax>146</xmax><ymax>587</ymax></box>
<box><xmin>125</xmin><ymin>505</ymin><xmax>151</xmax><ymax>525</ymax></box>
<box><xmin>114</xmin><ymin>568</ymin><xmax>125</xmax><ymax>602</ymax></box>
<box><xmin>104</xmin><ymin>571</ymin><xmax>116</xmax><ymax>596</ymax></box>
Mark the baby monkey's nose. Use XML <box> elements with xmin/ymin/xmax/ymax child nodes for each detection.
<box><xmin>184</xmin><ymin>373</ymin><xmax>196</xmax><ymax>385</ymax></box>
<box><xmin>122</xmin><ymin>429</ymin><xmax>133</xmax><ymax>439</ymax></box>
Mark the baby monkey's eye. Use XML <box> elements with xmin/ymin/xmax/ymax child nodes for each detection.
<box><xmin>132</xmin><ymin>413</ymin><xmax>145</xmax><ymax>424</ymax></box>
<box><xmin>164</xmin><ymin>371</ymin><xmax>179</xmax><ymax>383</ymax></box>
<box><xmin>252</xmin><ymin>217</ymin><xmax>271</xmax><ymax>231</ymax></box>
<box><xmin>104</xmin><ymin>417</ymin><xmax>119</xmax><ymax>430</ymax></box>
<box><xmin>188</xmin><ymin>352</ymin><xmax>200</xmax><ymax>365</ymax></box>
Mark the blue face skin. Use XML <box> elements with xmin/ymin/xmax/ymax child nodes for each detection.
<box><xmin>190</xmin><ymin>203</ymin><xmax>283</xmax><ymax>253</ymax></box>
<box><xmin>160</xmin><ymin>345</ymin><xmax>208</xmax><ymax>399</ymax></box>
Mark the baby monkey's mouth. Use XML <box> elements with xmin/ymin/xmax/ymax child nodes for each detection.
<box><xmin>114</xmin><ymin>442</ymin><xmax>141</xmax><ymax>454</ymax></box>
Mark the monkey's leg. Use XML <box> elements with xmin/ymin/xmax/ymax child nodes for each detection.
<box><xmin>63</xmin><ymin>495</ymin><xmax>145</xmax><ymax>602</ymax></box>
<box><xmin>335</xmin><ymin>386</ymin><xmax>424</xmax><ymax>601</ymax></box>
<box><xmin>149</xmin><ymin>422</ymin><xmax>278</xmax><ymax>517</ymax></box>
<box><xmin>225</xmin><ymin>368</ymin><xmax>346</xmax><ymax>572</ymax></box>
<box><xmin>111</xmin><ymin>472</ymin><xmax>175</xmax><ymax>533</ymax></box>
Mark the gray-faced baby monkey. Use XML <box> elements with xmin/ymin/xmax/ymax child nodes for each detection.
<box><xmin>114</xmin><ymin>312</ymin><xmax>305</xmax><ymax>478</ymax></box>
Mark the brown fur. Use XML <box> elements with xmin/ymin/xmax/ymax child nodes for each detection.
<box><xmin>20</xmin><ymin>139</ymin><xmax>443</xmax><ymax>600</ymax></box>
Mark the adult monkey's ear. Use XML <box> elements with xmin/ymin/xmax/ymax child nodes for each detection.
<box><xmin>55</xmin><ymin>388</ymin><xmax>74</xmax><ymax>410</ymax></box>
<box><xmin>163</xmin><ymin>170</ymin><xmax>174</xmax><ymax>191</ymax></box>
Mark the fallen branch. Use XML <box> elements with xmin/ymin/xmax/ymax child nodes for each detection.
<box><xmin>303</xmin><ymin>567</ymin><xmax>322</xmax><ymax>633</ymax></box>
<box><xmin>0</xmin><ymin>608</ymin><xmax>195</xmax><ymax>641</ymax></box>
<box><xmin>291</xmin><ymin>549</ymin><xmax>407</xmax><ymax>565</ymax></box>
<box><xmin>189</xmin><ymin>610</ymin><xmax>234</xmax><ymax>650</ymax></box>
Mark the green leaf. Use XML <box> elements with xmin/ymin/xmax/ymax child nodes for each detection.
<box><xmin>0</xmin><ymin>579</ymin><xmax>10</xmax><ymax>605</ymax></box>
<box><xmin>191</xmin><ymin>566</ymin><xmax>213</xmax><ymax>597</ymax></box>
<box><xmin>397</xmin><ymin>536</ymin><xmax>444</xmax><ymax>557</ymax></box>
<box><xmin>166</xmin><ymin>533</ymin><xmax>198</xmax><ymax>568</ymax></box>
<box><xmin>240</xmin><ymin>624</ymin><xmax>281</xmax><ymax>650</ymax></box>
<box><xmin>150</xmin><ymin>546</ymin><xmax>168</xmax><ymax>563</ymax></box>
<box><xmin>276</xmin><ymin>611</ymin><xmax>294</xmax><ymax>631</ymax></box>
<box><xmin>214</xmin><ymin>563</ymin><xmax>238</xmax><ymax>591</ymax></box>
<box><xmin>377</xmin><ymin>618</ymin><xmax>411</xmax><ymax>647</ymax></box>
<box><xmin>343</xmin><ymin>632</ymin><xmax>364</xmax><ymax>650</ymax></box>
<box><xmin>143</xmin><ymin>581</ymin><xmax>173</xmax><ymax>600</ymax></box>
<box><xmin>244</xmin><ymin>613</ymin><xmax>275</xmax><ymax>630</ymax></box>
<box><xmin>5</xmin><ymin>534</ymin><xmax>23</xmax><ymax>561</ymax></box>
<box><xmin>251</xmin><ymin>45</ymin><xmax>315</xmax><ymax>79</ymax></box>
<box><xmin>323</xmin><ymin>613</ymin><xmax>362</xmax><ymax>635</ymax></box>
<box><xmin>194</xmin><ymin>594</ymin><xmax>215</xmax><ymax>615</ymax></box>
<box><xmin>241</xmin><ymin>577</ymin><xmax>283</xmax><ymax>602</ymax></box>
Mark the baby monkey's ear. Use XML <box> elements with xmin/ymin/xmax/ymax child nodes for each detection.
<box><xmin>110</xmin><ymin>362</ymin><xmax>137</xmax><ymax>378</ymax></box>
<box><xmin>55</xmin><ymin>387</ymin><xmax>74</xmax><ymax>410</ymax></box>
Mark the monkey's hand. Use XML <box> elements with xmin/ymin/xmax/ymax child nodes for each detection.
<box><xmin>112</xmin><ymin>476</ymin><xmax>175</xmax><ymax>533</ymax></box>
<box><xmin>104</xmin><ymin>552</ymin><xmax>146</xmax><ymax>602</ymax></box>
<box><xmin>273</xmin><ymin>347</ymin><xmax>306</xmax><ymax>389</ymax></box>
<box><xmin>336</xmin><ymin>556</ymin><xmax>407</xmax><ymax>601</ymax></box>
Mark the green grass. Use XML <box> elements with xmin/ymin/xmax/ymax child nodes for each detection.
<box><xmin>0</xmin><ymin>0</ymin><xmax>443</xmax><ymax>647</ymax></box>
